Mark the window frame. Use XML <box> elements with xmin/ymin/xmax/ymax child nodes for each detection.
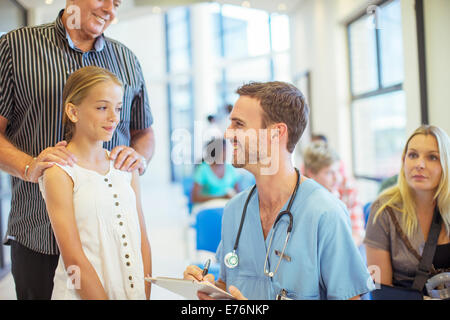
<box><xmin>346</xmin><ymin>0</ymin><xmax>406</xmax><ymax>182</ymax></box>
<box><xmin>214</xmin><ymin>5</ymin><xmax>291</xmax><ymax>110</ymax></box>
<box><xmin>165</xmin><ymin>7</ymin><xmax>195</xmax><ymax>182</ymax></box>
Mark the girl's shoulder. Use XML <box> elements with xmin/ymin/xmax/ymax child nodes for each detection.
<box><xmin>39</xmin><ymin>164</ymin><xmax>75</xmax><ymax>200</ymax></box>
<box><xmin>44</xmin><ymin>163</ymin><xmax>75</xmax><ymax>182</ymax></box>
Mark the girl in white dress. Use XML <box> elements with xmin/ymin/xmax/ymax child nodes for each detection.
<box><xmin>39</xmin><ymin>66</ymin><xmax>151</xmax><ymax>299</ymax></box>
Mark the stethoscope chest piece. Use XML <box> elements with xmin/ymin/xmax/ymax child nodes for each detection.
<box><xmin>224</xmin><ymin>250</ymin><xmax>239</xmax><ymax>269</ymax></box>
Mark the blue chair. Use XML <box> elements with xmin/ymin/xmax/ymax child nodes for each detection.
<box><xmin>363</xmin><ymin>201</ymin><xmax>372</xmax><ymax>227</ymax></box>
<box><xmin>193</xmin><ymin>207</ymin><xmax>224</xmax><ymax>280</ymax></box>
<box><xmin>195</xmin><ymin>207</ymin><xmax>223</xmax><ymax>253</ymax></box>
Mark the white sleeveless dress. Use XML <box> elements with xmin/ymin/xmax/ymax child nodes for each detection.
<box><xmin>39</xmin><ymin>154</ymin><xmax>146</xmax><ymax>300</ymax></box>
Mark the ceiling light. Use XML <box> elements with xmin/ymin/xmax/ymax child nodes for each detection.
<box><xmin>278</xmin><ymin>3</ymin><xmax>287</xmax><ymax>11</ymax></box>
<box><xmin>45</xmin><ymin>0</ymin><xmax>54</xmax><ymax>5</ymax></box>
<box><xmin>152</xmin><ymin>6</ymin><xmax>162</xmax><ymax>14</ymax></box>
<box><xmin>242</xmin><ymin>1</ymin><xmax>251</xmax><ymax>8</ymax></box>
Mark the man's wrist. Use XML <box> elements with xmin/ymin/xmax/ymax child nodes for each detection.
<box><xmin>23</xmin><ymin>157</ymin><xmax>36</xmax><ymax>181</ymax></box>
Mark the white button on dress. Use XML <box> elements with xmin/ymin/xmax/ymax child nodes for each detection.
<box><xmin>39</xmin><ymin>153</ymin><xmax>146</xmax><ymax>300</ymax></box>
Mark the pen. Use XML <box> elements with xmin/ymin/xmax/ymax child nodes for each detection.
<box><xmin>202</xmin><ymin>259</ymin><xmax>211</xmax><ymax>278</ymax></box>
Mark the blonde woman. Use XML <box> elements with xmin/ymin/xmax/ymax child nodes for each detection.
<box><xmin>365</xmin><ymin>125</ymin><xmax>450</xmax><ymax>293</ymax></box>
<box><xmin>39</xmin><ymin>66</ymin><xmax>151</xmax><ymax>300</ymax></box>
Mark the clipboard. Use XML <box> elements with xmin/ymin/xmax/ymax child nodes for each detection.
<box><xmin>145</xmin><ymin>276</ymin><xmax>235</xmax><ymax>300</ymax></box>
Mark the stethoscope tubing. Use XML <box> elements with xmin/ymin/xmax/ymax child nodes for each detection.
<box><xmin>227</xmin><ymin>168</ymin><xmax>300</xmax><ymax>274</ymax></box>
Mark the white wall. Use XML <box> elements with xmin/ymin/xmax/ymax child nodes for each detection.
<box><xmin>424</xmin><ymin>0</ymin><xmax>450</xmax><ymax>135</ymax></box>
<box><xmin>106</xmin><ymin>13</ymin><xmax>171</xmax><ymax>185</ymax></box>
<box><xmin>191</xmin><ymin>4</ymin><xmax>218</xmax><ymax>123</ymax></box>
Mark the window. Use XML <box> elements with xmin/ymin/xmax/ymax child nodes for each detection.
<box><xmin>347</xmin><ymin>0</ymin><xmax>406</xmax><ymax>181</ymax></box>
<box><xmin>165</xmin><ymin>4</ymin><xmax>292</xmax><ymax>182</ymax></box>
<box><xmin>211</xmin><ymin>4</ymin><xmax>291</xmax><ymax>111</ymax></box>
<box><xmin>165</xmin><ymin>7</ymin><xmax>195</xmax><ymax>182</ymax></box>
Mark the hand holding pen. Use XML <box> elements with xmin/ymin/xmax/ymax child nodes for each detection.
<box><xmin>183</xmin><ymin>259</ymin><xmax>215</xmax><ymax>284</ymax></box>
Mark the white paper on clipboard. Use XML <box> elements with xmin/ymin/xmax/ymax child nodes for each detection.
<box><xmin>145</xmin><ymin>277</ymin><xmax>235</xmax><ymax>300</ymax></box>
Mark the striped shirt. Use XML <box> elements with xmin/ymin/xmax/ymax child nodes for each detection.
<box><xmin>0</xmin><ymin>10</ymin><xmax>153</xmax><ymax>255</ymax></box>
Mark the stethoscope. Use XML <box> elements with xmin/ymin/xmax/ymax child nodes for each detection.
<box><xmin>224</xmin><ymin>168</ymin><xmax>300</xmax><ymax>279</ymax></box>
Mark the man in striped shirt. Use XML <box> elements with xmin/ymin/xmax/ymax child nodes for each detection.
<box><xmin>0</xmin><ymin>0</ymin><xmax>155</xmax><ymax>299</ymax></box>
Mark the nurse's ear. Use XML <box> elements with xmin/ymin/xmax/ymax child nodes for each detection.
<box><xmin>270</xmin><ymin>123</ymin><xmax>288</xmax><ymax>139</ymax></box>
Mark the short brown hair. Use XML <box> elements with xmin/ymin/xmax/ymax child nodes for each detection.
<box><xmin>236</xmin><ymin>81</ymin><xmax>309</xmax><ymax>153</ymax></box>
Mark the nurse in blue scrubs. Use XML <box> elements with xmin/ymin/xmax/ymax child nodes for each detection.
<box><xmin>183</xmin><ymin>81</ymin><xmax>374</xmax><ymax>300</ymax></box>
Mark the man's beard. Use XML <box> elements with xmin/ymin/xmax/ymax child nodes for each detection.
<box><xmin>231</xmin><ymin>143</ymin><xmax>259</xmax><ymax>168</ymax></box>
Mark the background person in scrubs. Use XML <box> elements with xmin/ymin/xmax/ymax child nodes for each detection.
<box><xmin>183</xmin><ymin>81</ymin><xmax>374</xmax><ymax>300</ymax></box>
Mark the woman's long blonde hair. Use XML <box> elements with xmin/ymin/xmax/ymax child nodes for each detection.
<box><xmin>373</xmin><ymin>125</ymin><xmax>450</xmax><ymax>237</ymax></box>
<box><xmin>62</xmin><ymin>66</ymin><xmax>123</xmax><ymax>141</ymax></box>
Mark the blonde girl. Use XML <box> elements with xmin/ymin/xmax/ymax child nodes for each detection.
<box><xmin>40</xmin><ymin>66</ymin><xmax>152</xmax><ymax>300</ymax></box>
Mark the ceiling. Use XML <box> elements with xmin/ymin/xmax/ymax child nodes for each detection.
<box><xmin>135</xmin><ymin>0</ymin><xmax>304</xmax><ymax>13</ymax></box>
<box><xmin>16</xmin><ymin>0</ymin><xmax>65</xmax><ymax>9</ymax></box>
<box><xmin>17</xmin><ymin>0</ymin><xmax>304</xmax><ymax>14</ymax></box>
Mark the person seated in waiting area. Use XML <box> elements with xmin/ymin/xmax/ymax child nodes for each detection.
<box><xmin>303</xmin><ymin>141</ymin><xmax>365</xmax><ymax>247</ymax></box>
<box><xmin>191</xmin><ymin>138</ymin><xmax>241</xmax><ymax>204</ymax></box>
<box><xmin>305</xmin><ymin>134</ymin><xmax>361</xmax><ymax>222</ymax></box>
<box><xmin>365</xmin><ymin>125</ymin><xmax>450</xmax><ymax>294</ymax></box>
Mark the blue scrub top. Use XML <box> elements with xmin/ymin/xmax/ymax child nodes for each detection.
<box><xmin>216</xmin><ymin>179</ymin><xmax>375</xmax><ymax>300</ymax></box>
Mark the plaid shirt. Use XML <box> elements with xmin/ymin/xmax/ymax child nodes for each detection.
<box><xmin>335</xmin><ymin>161</ymin><xmax>365</xmax><ymax>245</ymax></box>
